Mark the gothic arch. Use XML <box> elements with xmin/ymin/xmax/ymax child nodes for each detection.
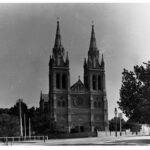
<box><xmin>57</xmin><ymin>101</ymin><xmax>61</xmax><ymax>107</ymax></box>
<box><xmin>92</xmin><ymin>75</ymin><xmax>96</xmax><ymax>90</ymax></box>
<box><xmin>98</xmin><ymin>75</ymin><xmax>101</xmax><ymax>90</ymax></box>
<box><xmin>98</xmin><ymin>102</ymin><xmax>101</xmax><ymax>108</ymax></box>
<box><xmin>56</xmin><ymin>73</ymin><xmax>60</xmax><ymax>89</ymax></box>
<box><xmin>62</xmin><ymin>73</ymin><xmax>67</xmax><ymax>89</ymax></box>
<box><xmin>94</xmin><ymin>101</ymin><xmax>97</xmax><ymax>108</ymax></box>
<box><xmin>62</xmin><ymin>101</ymin><xmax>65</xmax><ymax>107</ymax></box>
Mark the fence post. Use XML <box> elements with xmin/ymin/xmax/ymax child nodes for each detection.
<box><xmin>13</xmin><ymin>137</ymin><xmax>14</xmax><ymax>144</ymax></box>
<box><xmin>43</xmin><ymin>136</ymin><xmax>45</xmax><ymax>143</ymax></box>
<box><xmin>10</xmin><ymin>138</ymin><xmax>12</xmax><ymax>145</ymax></box>
<box><xmin>6</xmin><ymin>137</ymin><xmax>8</xmax><ymax>145</ymax></box>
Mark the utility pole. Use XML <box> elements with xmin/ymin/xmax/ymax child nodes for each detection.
<box><xmin>114</xmin><ymin>107</ymin><xmax>117</xmax><ymax>137</ymax></box>
<box><xmin>24</xmin><ymin>114</ymin><xmax>26</xmax><ymax>138</ymax></box>
<box><xmin>29</xmin><ymin>118</ymin><xmax>31</xmax><ymax>137</ymax></box>
<box><xmin>119</xmin><ymin>113</ymin><xmax>122</xmax><ymax>136</ymax></box>
<box><xmin>19</xmin><ymin>99</ymin><xmax>23</xmax><ymax>137</ymax></box>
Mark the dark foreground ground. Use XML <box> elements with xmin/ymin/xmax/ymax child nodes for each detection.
<box><xmin>1</xmin><ymin>134</ymin><xmax>150</xmax><ymax>146</ymax></box>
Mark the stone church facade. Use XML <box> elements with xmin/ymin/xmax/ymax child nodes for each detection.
<box><xmin>40</xmin><ymin>21</ymin><xmax>108</xmax><ymax>133</ymax></box>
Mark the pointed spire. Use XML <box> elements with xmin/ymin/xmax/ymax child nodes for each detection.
<box><xmin>84</xmin><ymin>58</ymin><xmax>86</xmax><ymax>68</ymax></box>
<box><xmin>66</xmin><ymin>51</ymin><xmax>69</xmax><ymax>60</ymax></box>
<box><xmin>49</xmin><ymin>55</ymin><xmax>51</xmax><ymax>63</ymax></box>
<box><xmin>101</xmin><ymin>54</ymin><xmax>105</xmax><ymax>67</ymax></box>
<box><xmin>78</xmin><ymin>75</ymin><xmax>80</xmax><ymax>81</ymax></box>
<box><xmin>40</xmin><ymin>90</ymin><xmax>42</xmax><ymax>100</ymax></box>
<box><xmin>66</xmin><ymin>51</ymin><xmax>69</xmax><ymax>65</ymax></box>
<box><xmin>54</xmin><ymin>19</ymin><xmax>61</xmax><ymax>48</ymax></box>
<box><xmin>89</xmin><ymin>22</ymin><xmax>97</xmax><ymax>51</ymax></box>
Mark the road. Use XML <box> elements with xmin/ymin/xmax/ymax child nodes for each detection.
<box><xmin>2</xmin><ymin>135</ymin><xmax>150</xmax><ymax>146</ymax></box>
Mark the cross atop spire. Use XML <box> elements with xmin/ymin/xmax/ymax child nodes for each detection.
<box><xmin>54</xmin><ymin>19</ymin><xmax>61</xmax><ymax>48</ymax></box>
<box><xmin>89</xmin><ymin>22</ymin><xmax>97</xmax><ymax>51</ymax></box>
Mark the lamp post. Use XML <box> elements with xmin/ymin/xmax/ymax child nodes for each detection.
<box><xmin>114</xmin><ymin>108</ymin><xmax>117</xmax><ymax>137</ymax></box>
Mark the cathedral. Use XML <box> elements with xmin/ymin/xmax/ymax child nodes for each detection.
<box><xmin>40</xmin><ymin>20</ymin><xmax>108</xmax><ymax>133</ymax></box>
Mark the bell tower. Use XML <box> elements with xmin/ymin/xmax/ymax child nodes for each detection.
<box><xmin>49</xmin><ymin>20</ymin><xmax>70</xmax><ymax>132</ymax></box>
<box><xmin>84</xmin><ymin>23</ymin><xmax>108</xmax><ymax>131</ymax></box>
<box><xmin>84</xmin><ymin>24</ymin><xmax>103</xmax><ymax>91</ymax></box>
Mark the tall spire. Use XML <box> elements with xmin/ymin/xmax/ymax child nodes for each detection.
<box><xmin>89</xmin><ymin>22</ymin><xmax>97</xmax><ymax>51</ymax></box>
<box><xmin>54</xmin><ymin>19</ymin><xmax>61</xmax><ymax>48</ymax></box>
<box><xmin>101</xmin><ymin>54</ymin><xmax>105</xmax><ymax>68</ymax></box>
<box><xmin>84</xmin><ymin>58</ymin><xmax>86</xmax><ymax>67</ymax></box>
<box><xmin>65</xmin><ymin>51</ymin><xmax>69</xmax><ymax>65</ymax></box>
<box><xmin>40</xmin><ymin>90</ymin><xmax>42</xmax><ymax>99</ymax></box>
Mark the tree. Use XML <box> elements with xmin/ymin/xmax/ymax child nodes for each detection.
<box><xmin>31</xmin><ymin>110</ymin><xmax>55</xmax><ymax>135</ymax></box>
<box><xmin>8</xmin><ymin>100</ymin><xmax>28</xmax><ymax>117</ymax></box>
<box><xmin>0</xmin><ymin>101</ymin><xmax>57</xmax><ymax>136</ymax></box>
<box><xmin>0</xmin><ymin>108</ymin><xmax>9</xmax><ymax>114</ymax></box>
<box><xmin>28</xmin><ymin>106</ymin><xmax>36</xmax><ymax>117</ymax></box>
<box><xmin>124</xmin><ymin>120</ymin><xmax>141</xmax><ymax>135</ymax></box>
<box><xmin>109</xmin><ymin>117</ymin><xmax>126</xmax><ymax>131</ymax></box>
<box><xmin>0</xmin><ymin>113</ymin><xmax>20</xmax><ymax>137</ymax></box>
<box><xmin>118</xmin><ymin>61</ymin><xmax>150</xmax><ymax>123</ymax></box>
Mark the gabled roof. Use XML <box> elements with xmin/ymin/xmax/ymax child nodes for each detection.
<box><xmin>40</xmin><ymin>93</ymin><xmax>49</xmax><ymax>102</ymax></box>
<box><xmin>71</xmin><ymin>79</ymin><xmax>88</xmax><ymax>92</ymax></box>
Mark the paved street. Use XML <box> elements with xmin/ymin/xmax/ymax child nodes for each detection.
<box><xmin>1</xmin><ymin>135</ymin><xmax>150</xmax><ymax>146</ymax></box>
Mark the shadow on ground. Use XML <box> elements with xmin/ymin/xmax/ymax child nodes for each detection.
<box><xmin>104</xmin><ymin>139</ymin><xmax>150</xmax><ymax>146</ymax></box>
<box><xmin>58</xmin><ymin>139</ymin><xmax>150</xmax><ymax>146</ymax></box>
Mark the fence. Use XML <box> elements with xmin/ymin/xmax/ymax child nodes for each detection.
<box><xmin>0</xmin><ymin>136</ymin><xmax>48</xmax><ymax>145</ymax></box>
<box><xmin>48</xmin><ymin>131</ymin><xmax>97</xmax><ymax>139</ymax></box>
<box><xmin>98</xmin><ymin>130</ymin><xmax>150</xmax><ymax>137</ymax></box>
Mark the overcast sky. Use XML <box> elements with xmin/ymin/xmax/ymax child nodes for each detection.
<box><xmin>0</xmin><ymin>3</ymin><xmax>150</xmax><ymax>119</ymax></box>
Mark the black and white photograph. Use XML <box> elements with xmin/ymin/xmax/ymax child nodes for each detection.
<box><xmin>0</xmin><ymin>2</ymin><xmax>150</xmax><ymax>146</ymax></box>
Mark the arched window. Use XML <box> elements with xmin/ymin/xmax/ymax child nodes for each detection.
<box><xmin>94</xmin><ymin>102</ymin><xmax>97</xmax><ymax>108</ymax></box>
<box><xmin>56</xmin><ymin>73</ymin><xmax>60</xmax><ymax>89</ymax></box>
<box><xmin>92</xmin><ymin>75</ymin><xmax>96</xmax><ymax>90</ymax></box>
<box><xmin>98</xmin><ymin>102</ymin><xmax>101</xmax><ymax>108</ymax></box>
<box><xmin>57</xmin><ymin>101</ymin><xmax>61</xmax><ymax>107</ymax></box>
<box><xmin>84</xmin><ymin>76</ymin><xmax>88</xmax><ymax>89</ymax></box>
<box><xmin>62</xmin><ymin>74</ymin><xmax>67</xmax><ymax>89</ymax></box>
<box><xmin>62</xmin><ymin>101</ymin><xmax>65</xmax><ymax>107</ymax></box>
<box><xmin>98</xmin><ymin>75</ymin><xmax>101</xmax><ymax>90</ymax></box>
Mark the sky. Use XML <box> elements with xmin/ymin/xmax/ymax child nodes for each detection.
<box><xmin>0</xmin><ymin>3</ymin><xmax>150</xmax><ymax>119</ymax></box>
